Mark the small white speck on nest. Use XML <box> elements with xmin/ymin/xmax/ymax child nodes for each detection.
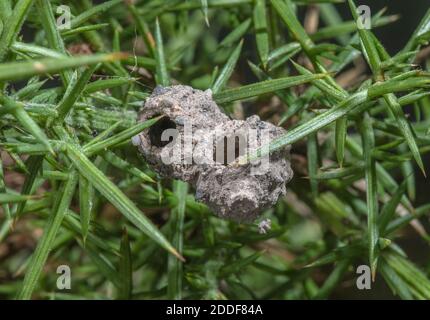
<box><xmin>258</xmin><ymin>218</ymin><xmax>271</xmax><ymax>234</ymax></box>
<box><xmin>131</xmin><ymin>135</ymin><xmax>141</xmax><ymax>146</ymax></box>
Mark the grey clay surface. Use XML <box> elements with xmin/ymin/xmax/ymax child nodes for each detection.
<box><xmin>135</xmin><ymin>85</ymin><xmax>293</xmax><ymax>222</ymax></box>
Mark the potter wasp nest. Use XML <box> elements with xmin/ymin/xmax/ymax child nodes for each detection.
<box><xmin>133</xmin><ymin>85</ymin><xmax>293</xmax><ymax>222</ymax></box>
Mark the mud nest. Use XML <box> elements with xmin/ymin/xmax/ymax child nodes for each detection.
<box><xmin>133</xmin><ymin>85</ymin><xmax>293</xmax><ymax>222</ymax></box>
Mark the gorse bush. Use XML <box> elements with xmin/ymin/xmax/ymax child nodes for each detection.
<box><xmin>0</xmin><ymin>0</ymin><xmax>430</xmax><ymax>300</ymax></box>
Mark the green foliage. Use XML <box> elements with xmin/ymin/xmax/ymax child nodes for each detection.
<box><xmin>0</xmin><ymin>0</ymin><xmax>430</xmax><ymax>300</ymax></box>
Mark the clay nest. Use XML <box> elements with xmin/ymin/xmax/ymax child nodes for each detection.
<box><xmin>133</xmin><ymin>85</ymin><xmax>293</xmax><ymax>222</ymax></box>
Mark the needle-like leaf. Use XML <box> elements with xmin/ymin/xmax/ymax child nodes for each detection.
<box><xmin>358</xmin><ymin>112</ymin><xmax>379</xmax><ymax>280</ymax></box>
<box><xmin>17</xmin><ymin>172</ymin><xmax>78</xmax><ymax>300</ymax></box>
<box><xmin>66</xmin><ymin>144</ymin><xmax>183</xmax><ymax>261</ymax></box>
<box><xmin>0</xmin><ymin>53</ymin><xmax>128</xmax><ymax>82</ymax></box>
<box><xmin>167</xmin><ymin>180</ymin><xmax>188</xmax><ymax>299</ymax></box>
<box><xmin>0</xmin><ymin>0</ymin><xmax>35</xmax><ymax>61</ymax></box>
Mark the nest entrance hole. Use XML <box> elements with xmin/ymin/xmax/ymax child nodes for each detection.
<box><xmin>149</xmin><ymin>116</ymin><xmax>177</xmax><ymax>147</ymax></box>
